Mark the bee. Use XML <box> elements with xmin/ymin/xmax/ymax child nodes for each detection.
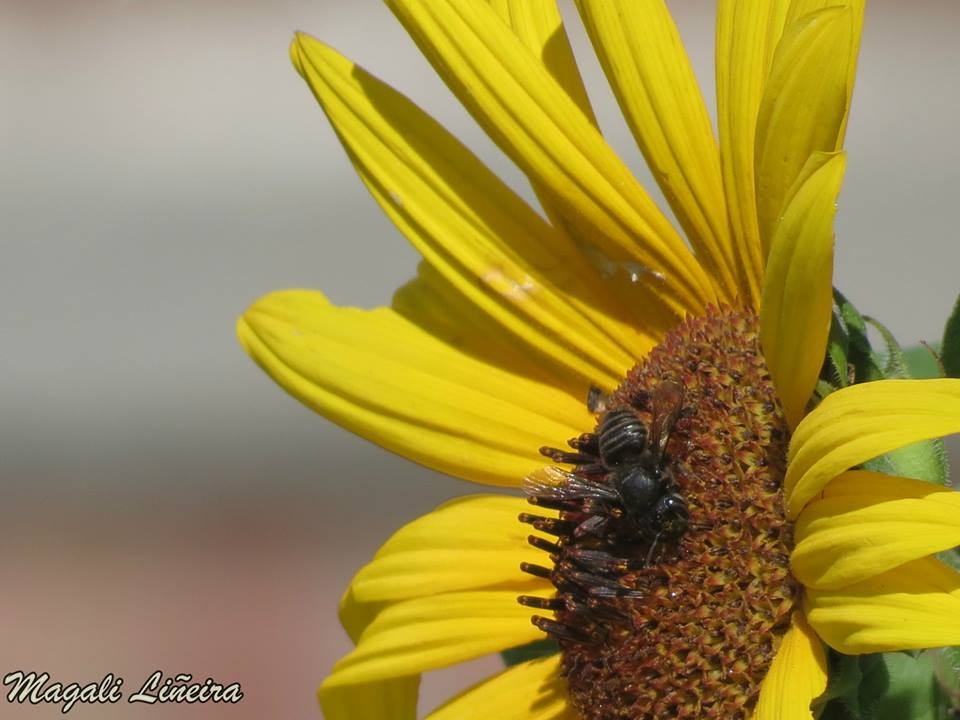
<box><xmin>517</xmin><ymin>380</ymin><xmax>691</xmax><ymax>639</ymax></box>
<box><xmin>523</xmin><ymin>379</ymin><xmax>689</xmax><ymax>561</ymax></box>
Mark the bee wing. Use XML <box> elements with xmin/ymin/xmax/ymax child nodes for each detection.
<box><xmin>522</xmin><ymin>466</ymin><xmax>619</xmax><ymax>502</ymax></box>
<box><xmin>648</xmin><ymin>379</ymin><xmax>684</xmax><ymax>461</ymax></box>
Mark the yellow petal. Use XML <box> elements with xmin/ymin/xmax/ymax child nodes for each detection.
<box><xmin>484</xmin><ymin>0</ymin><xmax>610</xmax><ymax>271</ymax></box>
<box><xmin>715</xmin><ymin>0</ymin><xmax>790</xmax><ymax>305</ymax></box>
<box><xmin>575</xmin><ymin>0</ymin><xmax>738</xmax><ymax>303</ymax></box>
<box><xmin>323</xmin><ymin>590</ymin><xmax>543</xmax><ymax>687</ymax></box>
<box><xmin>486</xmin><ymin>0</ymin><xmax>596</xmax><ymax>125</ymax></box>
<box><xmin>755</xmin><ymin>5</ymin><xmax>855</xmax><ymax>255</ymax></box>
<box><xmin>760</xmin><ymin>152</ymin><xmax>845</xmax><ymax>430</ymax></box>
<box><xmin>291</xmin><ymin>33</ymin><xmax>644</xmax><ymax>389</ymax></box>
<box><xmin>753</xmin><ymin>612</ymin><xmax>826</xmax><ymax>720</ymax></box>
<box><xmin>427</xmin><ymin>655</ymin><xmax>575</xmax><ymax>720</ymax></box>
<box><xmin>786</xmin><ymin>379</ymin><xmax>960</xmax><ymax>518</ymax></box>
<box><xmin>793</xmin><ymin>471</ymin><xmax>960</xmax><ymax>590</ymax></box>
<box><xmin>238</xmin><ymin>289</ymin><xmax>592</xmax><ymax>487</ymax></box>
<box><xmin>351</xmin><ymin>495</ymin><xmax>552</xmax><ymax>602</ymax></box>
<box><xmin>327</xmin><ymin>589</ymin><xmax>407</xmax><ymax>720</ymax></box>
<box><xmin>805</xmin><ymin>556</ymin><xmax>960</xmax><ymax>653</ymax></box>
<box><xmin>393</xmin><ymin>263</ymin><xmax>561</xmax><ymax>389</ymax></box>
<box><xmin>327</xmin><ymin>495</ymin><xmax>559</xmax><ymax>719</ymax></box>
<box><xmin>385</xmin><ymin>0</ymin><xmax>715</xmax><ymax>315</ymax></box>
<box><xmin>320</xmin><ymin>677</ymin><xmax>419</xmax><ymax>720</ymax></box>
<box><xmin>785</xmin><ymin>0</ymin><xmax>866</xmax><ymax>147</ymax></box>
<box><xmin>393</xmin><ymin>261</ymin><xmax>661</xmax><ymax>394</ymax></box>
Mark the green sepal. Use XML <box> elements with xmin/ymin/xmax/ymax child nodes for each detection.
<box><xmin>862</xmin><ymin>438</ymin><xmax>950</xmax><ymax>487</ymax></box>
<box><xmin>834</xmin><ymin>288</ymin><xmax>885</xmax><ymax>384</ymax></box>
<box><xmin>942</xmin><ymin>294</ymin><xmax>960</xmax><ymax>378</ymax></box>
<box><xmin>822</xmin><ymin>292</ymin><xmax>949</xmax><ymax>486</ymax></box>
<box><xmin>859</xmin><ymin>324</ymin><xmax>949</xmax><ymax>487</ymax></box>
<box><xmin>904</xmin><ymin>343</ymin><xmax>943</xmax><ymax>379</ymax></box>
<box><xmin>823</xmin><ymin>304</ymin><xmax>852</xmax><ymax>390</ymax></box>
<box><xmin>863</xmin><ymin>316</ymin><xmax>908</xmax><ymax>379</ymax></box>
<box><xmin>500</xmin><ymin>638</ymin><xmax>559</xmax><ymax>667</ymax></box>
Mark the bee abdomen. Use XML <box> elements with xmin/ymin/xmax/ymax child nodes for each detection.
<box><xmin>598</xmin><ymin>409</ymin><xmax>647</xmax><ymax>467</ymax></box>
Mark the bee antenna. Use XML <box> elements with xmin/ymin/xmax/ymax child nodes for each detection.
<box><xmin>643</xmin><ymin>534</ymin><xmax>662</xmax><ymax>566</ymax></box>
<box><xmin>586</xmin><ymin>385</ymin><xmax>609</xmax><ymax>413</ymax></box>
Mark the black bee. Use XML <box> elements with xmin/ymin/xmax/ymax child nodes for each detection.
<box><xmin>524</xmin><ymin>379</ymin><xmax>689</xmax><ymax>560</ymax></box>
<box><xmin>517</xmin><ymin>380</ymin><xmax>690</xmax><ymax>641</ymax></box>
<box><xmin>517</xmin><ymin>380</ymin><xmax>691</xmax><ymax>640</ymax></box>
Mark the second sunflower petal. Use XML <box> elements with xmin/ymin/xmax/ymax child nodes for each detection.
<box><xmin>238</xmin><ymin>289</ymin><xmax>591</xmax><ymax>488</ymax></box>
<box><xmin>350</xmin><ymin>495</ymin><xmax>552</xmax><ymax>602</ymax></box>
<box><xmin>793</xmin><ymin>471</ymin><xmax>960</xmax><ymax>590</ymax></box>
<box><xmin>324</xmin><ymin>590</ymin><xmax>544</xmax><ymax>687</ymax></box>
<box><xmin>753</xmin><ymin>612</ymin><xmax>827</xmax><ymax>720</ymax></box>
<box><xmin>427</xmin><ymin>655</ymin><xmax>575</xmax><ymax>720</ymax></box>
<box><xmin>576</xmin><ymin>0</ymin><xmax>737</xmax><ymax>302</ymax></box>
<box><xmin>760</xmin><ymin>151</ymin><xmax>845</xmax><ymax>431</ymax></box>
<box><xmin>805</xmin><ymin>556</ymin><xmax>960</xmax><ymax>654</ymax></box>
<box><xmin>320</xmin><ymin>676</ymin><xmax>419</xmax><ymax>720</ymax></box>
<box><xmin>786</xmin><ymin>379</ymin><xmax>960</xmax><ymax>518</ymax></box>
<box><xmin>755</xmin><ymin>5</ymin><xmax>857</xmax><ymax>254</ymax></box>
<box><xmin>385</xmin><ymin>0</ymin><xmax>715</xmax><ymax>314</ymax></box>
<box><xmin>291</xmin><ymin>32</ymin><xmax>644</xmax><ymax>388</ymax></box>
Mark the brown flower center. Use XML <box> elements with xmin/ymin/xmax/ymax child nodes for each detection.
<box><xmin>519</xmin><ymin>305</ymin><xmax>796</xmax><ymax>719</ymax></box>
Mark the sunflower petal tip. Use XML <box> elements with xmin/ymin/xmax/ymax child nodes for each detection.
<box><xmin>290</xmin><ymin>33</ymin><xmax>307</xmax><ymax>76</ymax></box>
<box><xmin>290</xmin><ymin>31</ymin><xmax>325</xmax><ymax>78</ymax></box>
<box><xmin>235</xmin><ymin>312</ymin><xmax>253</xmax><ymax>353</ymax></box>
<box><xmin>237</xmin><ymin>289</ymin><xmax>332</xmax><ymax>345</ymax></box>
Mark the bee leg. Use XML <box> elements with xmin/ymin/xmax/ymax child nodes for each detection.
<box><xmin>539</xmin><ymin>446</ymin><xmax>595</xmax><ymax>466</ymax></box>
<box><xmin>570</xmin><ymin>432</ymin><xmax>600</xmax><ymax>456</ymax></box>
<box><xmin>517</xmin><ymin>595</ymin><xmax>564</xmax><ymax>611</ymax></box>
<box><xmin>566</xmin><ymin>547</ymin><xmax>644</xmax><ymax>575</ymax></box>
<box><xmin>573</xmin><ymin>513</ymin><xmax>609</xmax><ymax>538</ymax></box>
<box><xmin>563</xmin><ymin>567</ymin><xmax>633</xmax><ymax>595</ymax></box>
<box><xmin>527</xmin><ymin>535</ymin><xmax>563</xmax><ymax>554</ymax></box>
<box><xmin>587</xmin><ymin>585</ymin><xmax>646</xmax><ymax>599</ymax></box>
<box><xmin>526</xmin><ymin>495</ymin><xmax>582</xmax><ymax>512</ymax></box>
<box><xmin>517</xmin><ymin>513</ymin><xmax>578</xmax><ymax>537</ymax></box>
<box><xmin>532</xmin><ymin>616</ymin><xmax>603</xmax><ymax>644</ymax></box>
<box><xmin>562</xmin><ymin>596</ymin><xmax>631</xmax><ymax>623</ymax></box>
<box><xmin>584</xmin><ymin>596</ymin><xmax>632</xmax><ymax>622</ymax></box>
<box><xmin>519</xmin><ymin>562</ymin><xmax>553</xmax><ymax>579</ymax></box>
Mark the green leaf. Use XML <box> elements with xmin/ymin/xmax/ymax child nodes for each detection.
<box><xmin>500</xmin><ymin>638</ymin><xmax>558</xmax><ymax>667</ymax></box>
<box><xmin>820</xmin><ymin>651</ymin><xmax>957</xmax><ymax>720</ymax></box>
<box><xmin>861</xmin><ymin>651</ymin><xmax>943</xmax><ymax>720</ymax></box>
<box><xmin>943</xmin><ymin>294</ymin><xmax>960</xmax><ymax>378</ymax></box>
<box><xmin>817</xmin><ymin>651</ymin><xmax>866</xmax><ymax>719</ymax></box>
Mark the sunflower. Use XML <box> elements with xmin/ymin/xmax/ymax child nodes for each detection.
<box><xmin>237</xmin><ymin>1</ymin><xmax>960</xmax><ymax>718</ymax></box>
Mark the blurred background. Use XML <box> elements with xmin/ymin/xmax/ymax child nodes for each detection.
<box><xmin>1</xmin><ymin>1</ymin><xmax>958</xmax><ymax>718</ymax></box>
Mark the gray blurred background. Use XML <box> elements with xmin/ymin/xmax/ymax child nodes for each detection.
<box><xmin>1</xmin><ymin>1</ymin><xmax>957</xmax><ymax>718</ymax></box>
